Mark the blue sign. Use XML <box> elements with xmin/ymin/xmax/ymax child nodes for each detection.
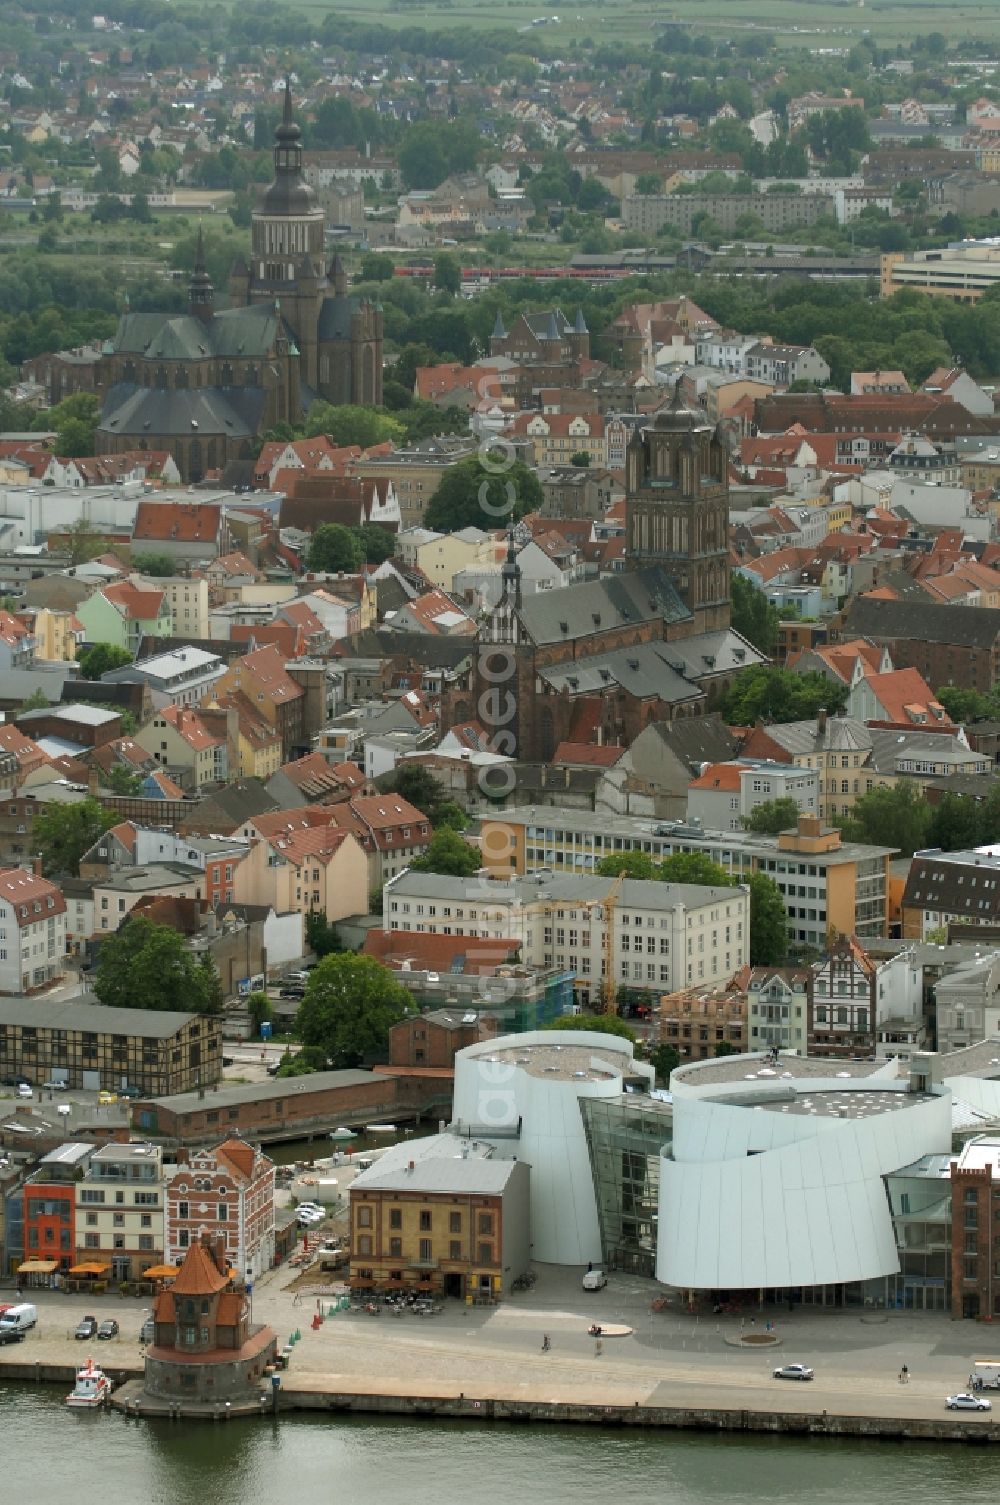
<box><xmin>260</xmin><ymin>1021</ymin><xmax>272</xmax><ymax>1040</ymax></box>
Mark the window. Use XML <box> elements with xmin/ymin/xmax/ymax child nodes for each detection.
<box><xmin>178</xmin><ymin>1201</ymin><xmax>189</xmax><ymax>1220</ymax></box>
<box><xmin>389</xmin><ymin>1208</ymin><xmax>402</xmax><ymax>1230</ymax></box>
<box><xmin>478</xmin><ymin>1213</ymin><xmax>493</xmax><ymax>1236</ymax></box>
<box><xmin>357</xmin><ymin>1235</ymin><xmax>372</xmax><ymax>1256</ymax></box>
<box><xmin>389</xmin><ymin>1238</ymin><xmax>402</xmax><ymax>1257</ymax></box>
<box><xmin>419</xmin><ymin>1238</ymin><xmax>432</xmax><ymax>1263</ymax></box>
<box><xmin>478</xmin><ymin>1243</ymin><xmax>493</xmax><ymax>1265</ymax></box>
<box><xmin>217</xmin><ymin>1204</ymin><xmax>228</xmax><ymax>1221</ymax></box>
<box><xmin>419</xmin><ymin>1210</ymin><xmax>432</xmax><ymax>1231</ymax></box>
<box><xmin>357</xmin><ymin>1205</ymin><xmax>372</xmax><ymax>1228</ymax></box>
<box><xmin>449</xmin><ymin>1212</ymin><xmax>461</xmax><ymax>1233</ymax></box>
<box><xmin>449</xmin><ymin>1241</ymin><xmax>461</xmax><ymax>1260</ymax></box>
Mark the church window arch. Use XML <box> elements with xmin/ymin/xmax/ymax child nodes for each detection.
<box><xmin>175</xmin><ymin>366</ymin><xmax>188</xmax><ymax>390</ymax></box>
<box><xmin>155</xmin><ymin>365</ymin><xmax>167</xmax><ymax>390</ymax></box>
<box><xmin>362</xmin><ymin>345</ymin><xmax>375</xmax><ymax>405</ymax></box>
<box><xmin>245</xmin><ymin>366</ymin><xmax>259</xmax><ymax>385</ymax></box>
<box><xmin>220</xmin><ymin>362</ymin><xmax>233</xmax><ymax>387</ymax></box>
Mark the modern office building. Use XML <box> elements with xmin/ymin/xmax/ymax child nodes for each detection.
<box><xmin>74</xmin><ymin>1141</ymin><xmax>165</xmax><ymax>1284</ymax></box>
<box><xmin>480</xmin><ymin>807</ymin><xmax>895</xmax><ymax>948</ymax></box>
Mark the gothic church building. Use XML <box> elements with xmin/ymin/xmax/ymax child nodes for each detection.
<box><xmin>97</xmin><ymin>84</ymin><xmax>382</xmax><ymax>482</ymax></box>
<box><xmin>448</xmin><ymin>392</ymin><xmax>759</xmax><ymax>762</ymax></box>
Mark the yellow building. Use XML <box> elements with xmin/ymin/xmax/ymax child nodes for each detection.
<box><xmin>19</xmin><ymin>606</ymin><xmax>84</xmax><ymax>662</ymax></box>
<box><xmin>881</xmin><ymin>246</ymin><xmax>1000</xmax><ymax>304</ymax></box>
<box><xmin>155</xmin><ymin>577</ymin><xmax>210</xmax><ymax>640</ymax></box>
<box><xmin>349</xmin><ymin>1136</ymin><xmax>530</xmax><ymax>1300</ymax></box>
<box><xmin>231</xmin><ymin>823</ymin><xmax>368</xmax><ymax>922</ymax></box>
<box><xmin>396</xmin><ymin>526</ymin><xmax>495</xmax><ymax>590</ymax></box>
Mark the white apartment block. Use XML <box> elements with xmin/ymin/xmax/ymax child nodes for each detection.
<box><xmin>384</xmin><ymin>871</ymin><xmax>749</xmax><ymax>1000</ymax></box>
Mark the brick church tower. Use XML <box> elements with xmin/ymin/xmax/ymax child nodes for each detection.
<box><xmin>624</xmin><ymin>386</ymin><xmax>731</xmax><ymax>633</ymax></box>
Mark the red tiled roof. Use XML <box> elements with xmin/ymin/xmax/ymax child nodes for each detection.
<box><xmin>0</xmin><ymin>868</ymin><xmax>66</xmax><ymax>923</ymax></box>
<box><xmin>133</xmin><ymin>500</ymin><xmax>222</xmax><ymax>543</ymax></box>
<box><xmin>103</xmin><ymin>581</ymin><xmax>166</xmax><ymax>621</ymax></box>
<box><xmin>688</xmin><ymin>762</ymin><xmax>746</xmax><ymax>791</ymax></box>
<box><xmin>552</xmin><ymin>741</ymin><xmax>625</xmax><ymax>767</ymax></box>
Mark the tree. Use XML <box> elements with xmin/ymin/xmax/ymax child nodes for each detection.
<box><xmin>658</xmin><ymin>852</ymin><xmax>733</xmax><ymax>888</ymax></box>
<box><xmin>649</xmin><ymin>1042</ymin><xmax>680</xmax><ymax>1084</ymax></box>
<box><xmin>715</xmin><ymin>1041</ymin><xmax>738</xmax><ymax>1057</ymax></box>
<box><xmin>303</xmin><ymin>403</ymin><xmax>404</xmax><ymax>447</ymax></box>
<box><xmin>935</xmin><ymin>684</ymin><xmax>996</xmax><ymax>724</ymax></box>
<box><xmin>34</xmin><ymin>796</ymin><xmax>111</xmax><ymax>877</ymax></box>
<box><xmin>19</xmin><ymin>688</ymin><xmax>51</xmax><ymax>713</ymax></box>
<box><xmin>748</xmin><ymin>871</ymin><xmax>788</xmax><ymax>965</ymax></box>
<box><xmin>838</xmin><ymin>782</ymin><xmax>931</xmax><ymax>857</ymax></box>
<box><xmin>306</xmin><ymin>524</ymin><xmax>364</xmax><ymax>574</ymax></box>
<box><xmin>296</xmin><ymin>953</ymin><xmax>412</xmax><ymax>1067</ymax></box>
<box><xmin>305</xmin><ymin>908</ymin><xmax>342</xmax><ymax>959</ymax></box>
<box><xmin>433</xmin><ymin>251</ymin><xmax>461</xmax><ymax>295</ymax></box>
<box><xmin>355</xmin><ymin>523</ymin><xmax>396</xmax><ymax>565</ymax></box>
<box><xmin>388</xmin><ymin>764</ymin><xmax>449</xmax><ymax>823</ymax></box>
<box><xmin>743</xmin><ymin>798</ymin><xmax>801</xmax><ymax>835</ymax></box>
<box><xmin>425</xmin><ymin>457</ymin><xmax>542</xmax><ymax>533</ymax></box>
<box><xmin>595</xmin><ymin>852</ymin><xmax>658</xmax><ymax>880</ymax></box>
<box><xmin>93</xmin><ymin>915</ymin><xmax>221</xmax><ymax>1013</ymax></box>
<box><xmin>77</xmin><ymin>642</ymin><xmax>133</xmax><ymax>680</ymax></box>
<box><xmin>246</xmin><ymin>990</ymin><xmax>273</xmax><ymax>1036</ymax></box>
<box><xmin>720</xmin><ymin>665</ymin><xmax>848</xmax><ymax>726</ymax></box>
<box><xmin>409</xmin><ymin>827</ymin><xmax>481</xmax><ymax>877</ymax></box>
<box><xmin>570</xmin><ymin>451</ymin><xmax>591</xmax><ymax>467</ymax></box>
<box><xmin>197</xmin><ymin>953</ymin><xmax>225</xmax><ymax>1015</ymax></box>
<box><xmin>131</xmin><ymin>551</ymin><xmax>176</xmax><ymax>577</ymax></box>
<box><xmin>360</xmin><ymin>252</ymin><xmax>395</xmax><ymax>282</ymax></box>
<box><xmin>62</xmin><ymin>516</ymin><xmax>104</xmax><ymax>567</ymax></box>
<box><xmin>543</xmin><ymin>1013</ymin><xmax>636</xmax><ymax>1042</ymax></box>
<box><xmin>105</xmin><ymin>764</ymin><xmax>144</xmax><ymax>796</ymax></box>
<box><xmin>731</xmin><ymin>573</ymin><xmax>779</xmax><ymax>657</ymax></box>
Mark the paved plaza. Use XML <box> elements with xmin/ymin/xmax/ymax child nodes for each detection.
<box><xmin>6</xmin><ymin>1263</ymin><xmax>999</xmax><ymax>1424</ymax></box>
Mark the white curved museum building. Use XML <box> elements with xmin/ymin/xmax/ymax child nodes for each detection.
<box><xmin>451</xmin><ymin>1030</ymin><xmax>654</xmax><ymax>1266</ymax></box>
<box><xmin>656</xmin><ymin>1055</ymin><xmax>953</xmax><ymax>1293</ymax></box>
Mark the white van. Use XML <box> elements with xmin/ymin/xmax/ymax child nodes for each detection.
<box><xmin>582</xmin><ymin>1270</ymin><xmax>607</xmax><ymax>1291</ymax></box>
<box><xmin>0</xmin><ymin>1302</ymin><xmax>37</xmax><ymax>1333</ymax></box>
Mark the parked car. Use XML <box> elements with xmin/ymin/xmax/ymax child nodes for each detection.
<box><xmin>75</xmin><ymin>1315</ymin><xmax>98</xmax><ymax>1340</ymax></box>
<box><xmin>42</xmin><ymin>1078</ymin><xmax>67</xmax><ymax>1090</ymax></box>
<box><xmin>280</xmin><ymin>986</ymin><xmax>305</xmax><ymax>1000</ymax></box>
<box><xmin>17</xmin><ymin>1083</ymin><xmax>32</xmax><ymax>1099</ymax></box>
<box><xmin>773</xmin><ymin>1364</ymin><xmax>814</xmax><ymax>1381</ymax></box>
<box><xmin>97</xmin><ymin>1319</ymin><xmax>119</xmax><ymax>1340</ymax></box>
<box><xmin>582</xmin><ymin>1269</ymin><xmax>607</xmax><ymax>1291</ymax></box>
<box><xmin>284</xmin><ymin>970</ymin><xmax>309</xmax><ymax>984</ymax></box>
<box><xmin>297</xmin><ymin>1202</ymin><xmax>325</xmax><ymax>1225</ymax></box>
<box><xmin>0</xmin><ymin>1325</ymin><xmax>24</xmax><ymax>1345</ymax></box>
<box><xmin>119</xmin><ymin>1086</ymin><xmax>141</xmax><ymax>1099</ymax></box>
<box><xmin>97</xmin><ymin>1090</ymin><xmax>118</xmax><ymax>1105</ymax></box>
<box><xmin>947</xmin><ymin>1393</ymin><xmax>991</xmax><ymax>1411</ymax></box>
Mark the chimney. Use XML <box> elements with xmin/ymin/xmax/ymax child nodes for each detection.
<box><xmin>816</xmin><ymin>708</ymin><xmax>828</xmax><ymax>736</ymax></box>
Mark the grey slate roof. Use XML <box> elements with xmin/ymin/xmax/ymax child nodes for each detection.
<box><xmin>144</xmin><ymin>1068</ymin><xmax>377</xmax><ymax>1111</ymax></box>
<box><xmin>540</xmin><ymin>640</ymin><xmax>702</xmax><ymax>704</ymax></box>
<box><xmin>317</xmin><ymin>293</ymin><xmax>359</xmax><ymax>341</ymax></box>
<box><xmin>867</xmin><ymin>728</ymin><xmax>989</xmax><ymax>774</ymax></box>
<box><xmin>517</xmin><ymin>565</ymin><xmax>689</xmax><ymax>646</ymax></box>
<box><xmin>761</xmin><ymin>716</ymin><xmax>872</xmax><ymax>758</ymax></box>
<box><xmin>114</xmin><ymin>304</ymin><xmax>283</xmax><ymax>362</ymax></box>
<box><xmin>843</xmin><ymin>596</ymin><xmax>1000</xmax><ymax>649</ymax></box>
<box><xmin>98</xmin><ymin>384</ymin><xmax>266</xmax><ymax>440</ymax></box>
<box><xmin>0</xmin><ymin>995</ymin><xmax>200</xmax><ymax>1038</ymax></box>
<box><xmin>661</xmin><ymin>628</ymin><xmax>765</xmax><ymax>680</ymax></box>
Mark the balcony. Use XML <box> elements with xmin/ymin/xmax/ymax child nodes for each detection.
<box><xmin>408</xmin><ymin>1257</ymin><xmax>439</xmax><ymax>1271</ymax></box>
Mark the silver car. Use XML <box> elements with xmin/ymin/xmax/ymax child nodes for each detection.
<box><xmin>773</xmin><ymin>1363</ymin><xmax>814</xmax><ymax>1381</ymax></box>
<box><xmin>946</xmin><ymin>1393</ymin><xmax>991</xmax><ymax>1411</ymax></box>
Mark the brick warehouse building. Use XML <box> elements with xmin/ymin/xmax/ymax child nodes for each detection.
<box><xmin>838</xmin><ymin>597</ymin><xmax>1000</xmax><ymax>693</ymax></box>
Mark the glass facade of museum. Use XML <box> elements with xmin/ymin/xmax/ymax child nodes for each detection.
<box><xmin>581</xmin><ymin>1094</ymin><xmax>672</xmax><ymax>1277</ymax></box>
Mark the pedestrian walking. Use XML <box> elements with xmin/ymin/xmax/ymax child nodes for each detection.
<box><xmin>541</xmin><ymin>1334</ymin><xmax>550</xmax><ymax>1352</ymax></box>
<box><xmin>595</xmin><ymin>1337</ymin><xmax>603</xmax><ymax>1356</ymax></box>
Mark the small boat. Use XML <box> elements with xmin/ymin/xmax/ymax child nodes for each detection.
<box><xmin>329</xmin><ymin>1127</ymin><xmax>355</xmax><ymax>1142</ymax></box>
<box><xmin>66</xmin><ymin>1357</ymin><xmax>113</xmax><ymax>1408</ymax></box>
<box><xmin>368</xmin><ymin>1123</ymin><xmax>397</xmax><ymax>1134</ymax></box>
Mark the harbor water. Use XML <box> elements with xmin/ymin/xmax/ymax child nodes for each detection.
<box><xmin>5</xmin><ymin>1381</ymin><xmax>1000</xmax><ymax>1505</ymax></box>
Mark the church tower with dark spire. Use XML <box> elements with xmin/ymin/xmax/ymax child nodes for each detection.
<box><xmin>624</xmin><ymin>383</ymin><xmax>731</xmax><ymax>633</ymax></box>
<box><xmin>235</xmin><ymin>79</ymin><xmax>327</xmax><ymax>388</ymax></box>
<box><xmin>188</xmin><ymin>222</ymin><xmax>214</xmax><ymax>325</ymax></box>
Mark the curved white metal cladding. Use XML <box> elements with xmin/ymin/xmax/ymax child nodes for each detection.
<box><xmin>452</xmin><ymin>1031</ymin><xmax>653</xmax><ymax>1266</ymax></box>
<box><xmin>657</xmin><ymin>1069</ymin><xmax>953</xmax><ymax>1291</ymax></box>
